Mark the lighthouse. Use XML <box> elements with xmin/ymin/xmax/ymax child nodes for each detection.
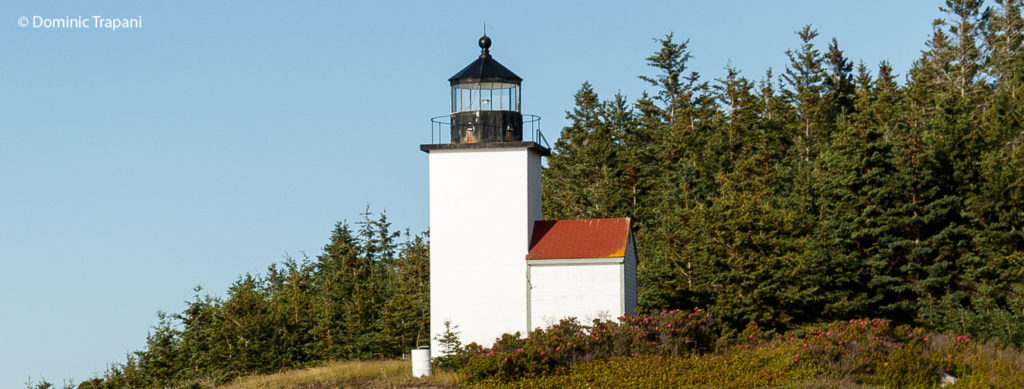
<box><xmin>422</xmin><ymin>36</ymin><xmax>549</xmax><ymax>352</ymax></box>
<box><xmin>421</xmin><ymin>36</ymin><xmax>637</xmax><ymax>355</ymax></box>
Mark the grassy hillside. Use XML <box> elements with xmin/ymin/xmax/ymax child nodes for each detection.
<box><xmin>218</xmin><ymin>360</ymin><xmax>461</xmax><ymax>389</ymax></box>
<box><xmin>220</xmin><ymin>331</ymin><xmax>1024</xmax><ymax>389</ymax></box>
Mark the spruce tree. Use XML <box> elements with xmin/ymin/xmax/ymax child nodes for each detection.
<box><xmin>686</xmin><ymin>143</ymin><xmax>819</xmax><ymax>329</ymax></box>
<box><xmin>814</xmin><ymin>66</ymin><xmax>911</xmax><ymax>320</ymax></box>
<box><xmin>783</xmin><ymin>25</ymin><xmax>827</xmax><ymax>161</ymax></box>
<box><xmin>543</xmin><ymin>83</ymin><xmax>626</xmax><ymax>220</ymax></box>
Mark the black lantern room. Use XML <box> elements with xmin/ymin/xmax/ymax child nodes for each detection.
<box><xmin>448</xmin><ymin>36</ymin><xmax>523</xmax><ymax>143</ymax></box>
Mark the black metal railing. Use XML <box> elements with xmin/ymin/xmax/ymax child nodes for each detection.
<box><xmin>430</xmin><ymin>114</ymin><xmax>549</xmax><ymax>149</ymax></box>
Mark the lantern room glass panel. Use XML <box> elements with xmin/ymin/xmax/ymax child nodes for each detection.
<box><xmin>450</xmin><ymin>82</ymin><xmax>520</xmax><ymax>113</ymax></box>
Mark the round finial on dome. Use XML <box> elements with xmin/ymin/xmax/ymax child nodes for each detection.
<box><xmin>479</xmin><ymin>35</ymin><xmax>492</xmax><ymax>58</ymax></box>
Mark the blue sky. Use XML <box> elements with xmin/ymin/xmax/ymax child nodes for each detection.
<box><xmin>1</xmin><ymin>1</ymin><xmax>944</xmax><ymax>386</ymax></box>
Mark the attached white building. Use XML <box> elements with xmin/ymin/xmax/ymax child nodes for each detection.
<box><xmin>422</xmin><ymin>35</ymin><xmax>638</xmax><ymax>353</ymax></box>
<box><xmin>526</xmin><ymin>218</ymin><xmax>638</xmax><ymax>328</ymax></box>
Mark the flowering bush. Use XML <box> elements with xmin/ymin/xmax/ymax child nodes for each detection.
<box><xmin>459</xmin><ymin>308</ymin><xmax>721</xmax><ymax>382</ymax></box>
<box><xmin>456</xmin><ymin>313</ymin><xmax>1024</xmax><ymax>386</ymax></box>
<box><xmin>588</xmin><ymin>307</ymin><xmax>719</xmax><ymax>357</ymax></box>
<box><xmin>764</xmin><ymin>318</ymin><xmax>972</xmax><ymax>386</ymax></box>
<box><xmin>481</xmin><ymin>336</ymin><xmax>1024</xmax><ymax>389</ymax></box>
<box><xmin>778</xmin><ymin>318</ymin><xmax>916</xmax><ymax>375</ymax></box>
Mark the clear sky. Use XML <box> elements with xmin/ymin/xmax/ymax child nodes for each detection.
<box><xmin>1</xmin><ymin>1</ymin><xmax>945</xmax><ymax>386</ymax></box>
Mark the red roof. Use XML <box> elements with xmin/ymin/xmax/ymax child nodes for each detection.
<box><xmin>526</xmin><ymin>217</ymin><xmax>631</xmax><ymax>260</ymax></box>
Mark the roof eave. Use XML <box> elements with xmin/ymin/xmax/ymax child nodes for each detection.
<box><xmin>448</xmin><ymin>57</ymin><xmax>522</xmax><ymax>83</ymax></box>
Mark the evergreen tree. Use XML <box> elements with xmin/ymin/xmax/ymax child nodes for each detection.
<box><xmin>822</xmin><ymin>38</ymin><xmax>856</xmax><ymax>123</ymax></box>
<box><xmin>985</xmin><ymin>0</ymin><xmax>1024</xmax><ymax>96</ymax></box>
<box><xmin>814</xmin><ymin>66</ymin><xmax>912</xmax><ymax>320</ymax></box>
<box><xmin>638</xmin><ymin>33</ymin><xmax>704</xmax><ymax>128</ymax></box>
<box><xmin>941</xmin><ymin>0</ymin><xmax>987</xmax><ymax>100</ymax></box>
<box><xmin>783</xmin><ymin>25</ymin><xmax>827</xmax><ymax>161</ymax></box>
<box><xmin>686</xmin><ymin>143</ymin><xmax>819</xmax><ymax>329</ymax></box>
<box><xmin>634</xmin><ymin>34</ymin><xmax>715</xmax><ymax>311</ymax></box>
<box><xmin>134</xmin><ymin>311</ymin><xmax>179</xmax><ymax>386</ymax></box>
<box><xmin>543</xmin><ymin>83</ymin><xmax>627</xmax><ymax>220</ymax></box>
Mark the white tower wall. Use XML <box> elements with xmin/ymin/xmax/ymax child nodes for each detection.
<box><xmin>428</xmin><ymin>146</ymin><xmax>542</xmax><ymax>352</ymax></box>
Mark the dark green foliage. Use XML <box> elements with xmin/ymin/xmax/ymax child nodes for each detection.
<box><xmin>542</xmin><ymin>1</ymin><xmax>1024</xmax><ymax>350</ymax></box>
<box><xmin>90</xmin><ymin>209</ymin><xmax>429</xmax><ymax>387</ymax></box>
<box><xmin>543</xmin><ymin>83</ymin><xmax>629</xmax><ymax>220</ymax></box>
<box><xmin>685</xmin><ymin>153</ymin><xmax>820</xmax><ymax>329</ymax></box>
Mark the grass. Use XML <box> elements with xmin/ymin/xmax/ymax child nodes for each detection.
<box><xmin>475</xmin><ymin>351</ymin><xmax>814</xmax><ymax>388</ymax></box>
<box><xmin>218</xmin><ymin>359</ymin><xmax>461</xmax><ymax>389</ymax></box>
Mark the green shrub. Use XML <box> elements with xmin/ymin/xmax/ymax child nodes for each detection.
<box><xmin>877</xmin><ymin>337</ymin><xmax>939</xmax><ymax>387</ymax></box>
<box><xmin>465</xmin><ymin>314</ymin><xmax>1024</xmax><ymax>386</ymax></box>
<box><xmin>780</xmin><ymin>318</ymin><xmax>915</xmax><ymax>376</ymax></box>
<box><xmin>460</xmin><ymin>308</ymin><xmax>721</xmax><ymax>382</ymax></box>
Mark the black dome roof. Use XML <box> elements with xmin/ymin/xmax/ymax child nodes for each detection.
<box><xmin>449</xmin><ymin>36</ymin><xmax>521</xmax><ymax>84</ymax></box>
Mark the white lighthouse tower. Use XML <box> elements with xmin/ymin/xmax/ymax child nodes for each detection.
<box><xmin>421</xmin><ymin>36</ymin><xmax>549</xmax><ymax>352</ymax></box>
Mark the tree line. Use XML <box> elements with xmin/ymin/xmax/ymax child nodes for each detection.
<box><xmin>80</xmin><ymin>210</ymin><xmax>429</xmax><ymax>387</ymax></box>
<box><xmin>543</xmin><ymin>0</ymin><xmax>1024</xmax><ymax>343</ymax></box>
